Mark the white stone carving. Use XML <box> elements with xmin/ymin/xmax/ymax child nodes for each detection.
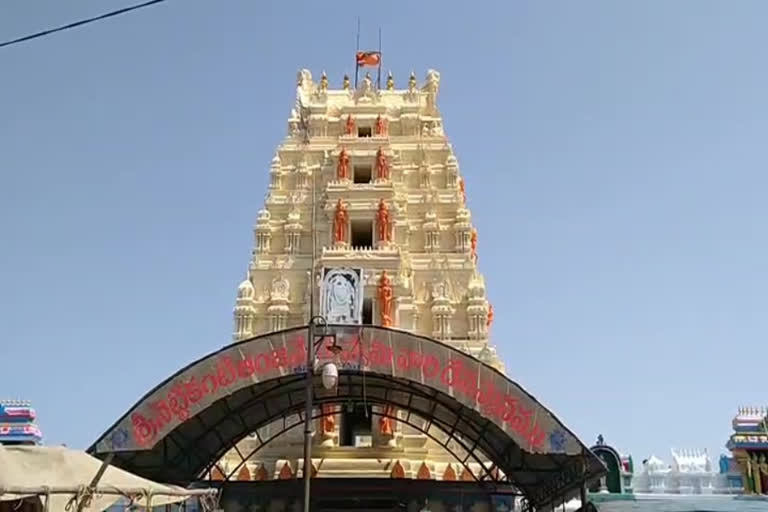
<box><xmin>354</xmin><ymin>73</ymin><xmax>379</xmax><ymax>104</ymax></box>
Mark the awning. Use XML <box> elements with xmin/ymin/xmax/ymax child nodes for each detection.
<box><xmin>0</xmin><ymin>445</ymin><xmax>217</xmax><ymax>512</ymax></box>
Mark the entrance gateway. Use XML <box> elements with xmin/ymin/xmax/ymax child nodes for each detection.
<box><xmin>90</xmin><ymin>68</ymin><xmax>605</xmax><ymax>510</ymax></box>
<box><xmin>90</xmin><ymin>325</ymin><xmax>604</xmax><ymax>510</ymax></box>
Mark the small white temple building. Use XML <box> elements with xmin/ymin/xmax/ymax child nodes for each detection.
<box><xmin>633</xmin><ymin>449</ymin><xmax>722</xmax><ymax>494</ymax></box>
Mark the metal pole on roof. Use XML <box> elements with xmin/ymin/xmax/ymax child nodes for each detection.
<box><xmin>75</xmin><ymin>452</ymin><xmax>114</xmax><ymax>512</ymax></box>
<box><xmin>301</xmin><ymin>102</ymin><xmax>317</xmax><ymax>512</ymax></box>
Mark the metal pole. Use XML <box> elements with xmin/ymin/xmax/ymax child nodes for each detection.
<box><xmin>377</xmin><ymin>27</ymin><xmax>382</xmax><ymax>90</ymax></box>
<box><xmin>355</xmin><ymin>17</ymin><xmax>360</xmax><ymax>88</ymax></box>
<box><xmin>302</xmin><ymin>321</ymin><xmax>314</xmax><ymax>512</ymax></box>
<box><xmin>302</xmin><ymin>126</ymin><xmax>318</xmax><ymax>512</ymax></box>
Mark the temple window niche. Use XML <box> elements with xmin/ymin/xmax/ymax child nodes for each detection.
<box><xmin>351</xmin><ymin>219</ymin><xmax>373</xmax><ymax>248</ymax></box>
<box><xmin>357</xmin><ymin>125</ymin><xmax>372</xmax><ymax>138</ymax></box>
<box><xmin>362</xmin><ymin>297</ymin><xmax>373</xmax><ymax>324</ymax></box>
<box><xmin>353</xmin><ymin>164</ymin><xmax>372</xmax><ymax>184</ymax></box>
<box><xmin>340</xmin><ymin>403</ymin><xmax>373</xmax><ymax>447</ymax></box>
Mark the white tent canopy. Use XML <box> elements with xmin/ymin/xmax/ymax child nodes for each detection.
<box><xmin>0</xmin><ymin>445</ymin><xmax>217</xmax><ymax>512</ymax></box>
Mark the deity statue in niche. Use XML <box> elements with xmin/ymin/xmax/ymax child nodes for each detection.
<box><xmin>375</xmin><ymin>147</ymin><xmax>389</xmax><ymax>180</ymax></box>
<box><xmin>379</xmin><ymin>404</ymin><xmax>396</xmax><ymax>436</ymax></box>
<box><xmin>337</xmin><ymin>147</ymin><xmax>350</xmax><ymax>180</ymax></box>
<box><xmin>345</xmin><ymin>114</ymin><xmax>356</xmax><ymax>135</ymax></box>
<box><xmin>378</xmin><ymin>270</ymin><xmax>394</xmax><ymax>327</ymax></box>
<box><xmin>322</xmin><ymin>270</ymin><xmax>356</xmax><ymax>323</ymax></box>
<box><xmin>333</xmin><ymin>199</ymin><xmax>348</xmax><ymax>244</ymax></box>
<box><xmin>470</xmin><ymin>228</ymin><xmax>478</xmax><ymax>263</ymax></box>
<box><xmin>459</xmin><ymin>177</ymin><xmax>466</xmax><ymax>204</ymax></box>
<box><xmin>376</xmin><ymin>199</ymin><xmax>391</xmax><ymax>243</ymax></box>
<box><xmin>375</xmin><ymin>114</ymin><xmax>388</xmax><ymax>136</ymax></box>
<box><xmin>321</xmin><ymin>404</ymin><xmax>335</xmax><ymax>434</ymax></box>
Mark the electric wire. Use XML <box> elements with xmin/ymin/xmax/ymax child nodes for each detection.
<box><xmin>0</xmin><ymin>0</ymin><xmax>171</xmax><ymax>49</ymax></box>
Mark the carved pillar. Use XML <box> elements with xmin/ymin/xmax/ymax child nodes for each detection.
<box><xmin>233</xmin><ymin>276</ymin><xmax>256</xmax><ymax>340</ymax></box>
<box><xmin>254</xmin><ymin>209</ymin><xmax>272</xmax><ymax>254</ymax></box>
<box><xmin>445</xmin><ymin>155</ymin><xmax>458</xmax><ymax>188</ymax></box>
<box><xmin>269</xmin><ymin>154</ymin><xmax>283</xmax><ymax>189</ymax></box>
<box><xmin>296</xmin><ymin>161</ymin><xmax>311</xmax><ymax>189</ymax></box>
<box><xmin>430</xmin><ymin>282</ymin><xmax>454</xmax><ymax>340</ymax></box>
<box><xmin>284</xmin><ymin>208</ymin><xmax>302</xmax><ymax>254</ymax></box>
<box><xmin>267</xmin><ymin>275</ymin><xmax>290</xmax><ymax>332</ymax></box>
<box><xmin>419</xmin><ymin>162</ymin><xmax>431</xmax><ymax>189</ymax></box>
<box><xmin>453</xmin><ymin>208</ymin><xmax>472</xmax><ymax>253</ymax></box>
<box><xmin>423</xmin><ymin>211</ymin><xmax>439</xmax><ymax>252</ymax></box>
<box><xmin>466</xmin><ymin>273</ymin><xmax>488</xmax><ymax>340</ymax></box>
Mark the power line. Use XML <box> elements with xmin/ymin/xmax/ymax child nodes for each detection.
<box><xmin>0</xmin><ymin>0</ymin><xmax>171</xmax><ymax>50</ymax></box>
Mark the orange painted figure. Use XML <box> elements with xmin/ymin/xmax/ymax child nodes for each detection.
<box><xmin>333</xmin><ymin>199</ymin><xmax>349</xmax><ymax>244</ymax></box>
<box><xmin>345</xmin><ymin>114</ymin><xmax>356</xmax><ymax>135</ymax></box>
<box><xmin>379</xmin><ymin>404</ymin><xmax>396</xmax><ymax>435</ymax></box>
<box><xmin>375</xmin><ymin>147</ymin><xmax>389</xmax><ymax>180</ymax></box>
<box><xmin>470</xmin><ymin>228</ymin><xmax>478</xmax><ymax>262</ymax></box>
<box><xmin>337</xmin><ymin>147</ymin><xmax>350</xmax><ymax>180</ymax></box>
<box><xmin>376</xmin><ymin>199</ymin><xmax>391</xmax><ymax>243</ymax></box>
<box><xmin>375</xmin><ymin>114</ymin><xmax>388</xmax><ymax>136</ymax></box>
<box><xmin>487</xmin><ymin>303</ymin><xmax>494</xmax><ymax>330</ymax></box>
<box><xmin>459</xmin><ymin>177</ymin><xmax>466</xmax><ymax>204</ymax></box>
<box><xmin>378</xmin><ymin>270</ymin><xmax>394</xmax><ymax>327</ymax></box>
<box><xmin>321</xmin><ymin>404</ymin><xmax>335</xmax><ymax>434</ymax></box>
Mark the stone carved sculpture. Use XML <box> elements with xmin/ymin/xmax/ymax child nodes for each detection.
<box><xmin>378</xmin><ymin>270</ymin><xmax>394</xmax><ymax>327</ymax></box>
<box><xmin>345</xmin><ymin>114</ymin><xmax>356</xmax><ymax>136</ymax></box>
<box><xmin>342</xmin><ymin>74</ymin><xmax>350</xmax><ymax>91</ymax></box>
<box><xmin>337</xmin><ymin>147</ymin><xmax>350</xmax><ymax>180</ymax></box>
<box><xmin>320</xmin><ymin>71</ymin><xmax>328</xmax><ymax>92</ymax></box>
<box><xmin>459</xmin><ymin>177</ymin><xmax>466</xmax><ymax>204</ymax></box>
<box><xmin>376</xmin><ymin>199</ymin><xmax>392</xmax><ymax>244</ymax></box>
<box><xmin>386</xmin><ymin>71</ymin><xmax>394</xmax><ymax>91</ymax></box>
<box><xmin>375</xmin><ymin>114</ymin><xmax>388</xmax><ymax>136</ymax></box>
<box><xmin>470</xmin><ymin>228</ymin><xmax>478</xmax><ymax>263</ymax></box>
<box><xmin>333</xmin><ymin>199</ymin><xmax>348</xmax><ymax>244</ymax></box>
<box><xmin>375</xmin><ymin>147</ymin><xmax>389</xmax><ymax>181</ymax></box>
<box><xmin>379</xmin><ymin>404</ymin><xmax>397</xmax><ymax>439</ymax></box>
<box><xmin>487</xmin><ymin>303</ymin><xmax>494</xmax><ymax>330</ymax></box>
<box><xmin>322</xmin><ymin>404</ymin><xmax>335</xmax><ymax>434</ymax></box>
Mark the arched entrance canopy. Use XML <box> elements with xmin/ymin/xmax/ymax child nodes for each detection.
<box><xmin>90</xmin><ymin>325</ymin><xmax>604</xmax><ymax>509</ymax></box>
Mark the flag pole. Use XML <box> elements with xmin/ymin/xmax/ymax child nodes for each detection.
<box><xmin>354</xmin><ymin>17</ymin><xmax>360</xmax><ymax>88</ymax></box>
<box><xmin>377</xmin><ymin>27</ymin><xmax>382</xmax><ymax>89</ymax></box>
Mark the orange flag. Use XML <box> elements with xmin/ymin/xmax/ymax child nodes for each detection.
<box><xmin>356</xmin><ymin>51</ymin><xmax>381</xmax><ymax>67</ymax></box>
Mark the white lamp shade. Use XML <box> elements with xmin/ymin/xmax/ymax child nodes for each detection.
<box><xmin>321</xmin><ymin>362</ymin><xmax>338</xmax><ymax>390</ymax></box>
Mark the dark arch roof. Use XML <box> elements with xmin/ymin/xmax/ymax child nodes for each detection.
<box><xmin>590</xmin><ymin>444</ymin><xmax>623</xmax><ymax>464</ymax></box>
<box><xmin>89</xmin><ymin>325</ymin><xmax>604</xmax><ymax>509</ymax></box>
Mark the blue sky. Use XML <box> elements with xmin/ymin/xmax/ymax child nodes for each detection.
<box><xmin>1</xmin><ymin>0</ymin><xmax>766</xmax><ymax>464</ymax></box>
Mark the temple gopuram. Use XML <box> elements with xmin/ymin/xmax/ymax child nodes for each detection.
<box><xmin>219</xmin><ymin>68</ymin><xmax>505</xmax><ymax>486</ymax></box>
<box><xmin>727</xmin><ymin>406</ymin><xmax>768</xmax><ymax>495</ymax></box>
<box><xmin>0</xmin><ymin>400</ymin><xmax>43</xmax><ymax>446</ymax></box>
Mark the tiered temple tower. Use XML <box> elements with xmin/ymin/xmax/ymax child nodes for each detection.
<box><xmin>0</xmin><ymin>400</ymin><xmax>43</xmax><ymax>445</ymax></box>
<box><xmin>220</xmin><ymin>69</ymin><xmax>503</xmax><ymax>481</ymax></box>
